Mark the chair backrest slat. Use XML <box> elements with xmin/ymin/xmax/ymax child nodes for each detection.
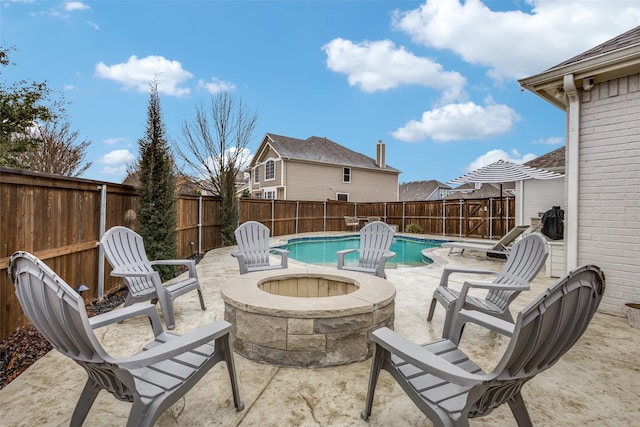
<box><xmin>491</xmin><ymin>264</ymin><xmax>604</xmax><ymax>383</ymax></box>
<box><xmin>358</xmin><ymin>221</ymin><xmax>395</xmax><ymax>269</ymax></box>
<box><xmin>235</xmin><ymin>221</ymin><xmax>271</xmax><ymax>267</ymax></box>
<box><xmin>102</xmin><ymin>226</ymin><xmax>156</xmax><ymax>295</ymax></box>
<box><xmin>10</xmin><ymin>252</ymin><xmax>107</xmax><ymax>363</ymax></box>
<box><xmin>486</xmin><ymin>233</ymin><xmax>548</xmax><ymax>310</ymax></box>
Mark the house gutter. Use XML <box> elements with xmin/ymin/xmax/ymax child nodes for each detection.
<box><xmin>563</xmin><ymin>74</ymin><xmax>579</xmax><ymax>271</ymax></box>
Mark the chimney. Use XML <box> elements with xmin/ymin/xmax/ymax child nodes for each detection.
<box><xmin>376</xmin><ymin>139</ymin><xmax>386</xmax><ymax>168</ymax></box>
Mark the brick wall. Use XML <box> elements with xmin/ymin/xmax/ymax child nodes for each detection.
<box><xmin>578</xmin><ymin>73</ymin><xmax>640</xmax><ymax>315</ymax></box>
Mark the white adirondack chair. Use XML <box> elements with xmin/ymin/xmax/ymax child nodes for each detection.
<box><xmin>231</xmin><ymin>221</ymin><xmax>289</xmax><ymax>274</ymax></box>
<box><xmin>100</xmin><ymin>226</ymin><xmax>206</xmax><ymax>330</ymax></box>
<box><xmin>9</xmin><ymin>251</ymin><xmax>244</xmax><ymax>427</ymax></box>
<box><xmin>337</xmin><ymin>221</ymin><xmax>395</xmax><ymax>278</ymax></box>
<box><xmin>427</xmin><ymin>232</ymin><xmax>548</xmax><ymax>343</ymax></box>
<box><xmin>362</xmin><ymin>264</ymin><xmax>605</xmax><ymax>426</ymax></box>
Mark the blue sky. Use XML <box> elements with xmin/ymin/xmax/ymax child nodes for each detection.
<box><xmin>2</xmin><ymin>0</ymin><xmax>639</xmax><ymax>185</ymax></box>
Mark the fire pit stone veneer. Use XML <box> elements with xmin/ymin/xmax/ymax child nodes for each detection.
<box><xmin>221</xmin><ymin>267</ymin><xmax>396</xmax><ymax>367</ymax></box>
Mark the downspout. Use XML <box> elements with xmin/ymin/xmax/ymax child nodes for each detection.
<box><xmin>563</xmin><ymin>74</ymin><xmax>579</xmax><ymax>271</ymax></box>
<box><xmin>515</xmin><ymin>180</ymin><xmax>524</xmax><ymax>226</ymax></box>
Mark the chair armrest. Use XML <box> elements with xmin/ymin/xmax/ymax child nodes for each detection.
<box><xmin>337</xmin><ymin>248</ymin><xmax>357</xmax><ymax>269</ymax></box>
<box><xmin>382</xmin><ymin>251</ymin><xmax>396</xmax><ymax>260</ymax></box>
<box><xmin>456</xmin><ymin>309</ymin><xmax>515</xmax><ymax>337</ymax></box>
<box><xmin>457</xmin><ymin>280</ymin><xmax>529</xmax><ymax>308</ymax></box>
<box><xmin>462</xmin><ymin>280</ymin><xmax>528</xmax><ymax>292</ymax></box>
<box><xmin>89</xmin><ymin>304</ymin><xmax>164</xmax><ymax>336</ymax></box>
<box><xmin>149</xmin><ymin>259</ymin><xmax>195</xmax><ymax>268</ymax></box>
<box><xmin>271</xmin><ymin>248</ymin><xmax>288</xmax><ymax>256</ymax></box>
<box><xmin>119</xmin><ymin>320</ymin><xmax>232</xmax><ymax>369</ymax></box>
<box><xmin>371</xmin><ymin>327</ymin><xmax>488</xmax><ymax>386</ymax></box>
<box><xmin>439</xmin><ymin>266</ymin><xmax>497</xmax><ymax>288</ymax></box>
<box><xmin>231</xmin><ymin>251</ymin><xmax>248</xmax><ymax>274</ymax></box>
<box><xmin>374</xmin><ymin>251</ymin><xmax>396</xmax><ymax>277</ymax></box>
<box><xmin>271</xmin><ymin>248</ymin><xmax>289</xmax><ymax>268</ymax></box>
<box><xmin>110</xmin><ymin>268</ymin><xmax>155</xmax><ymax>278</ymax></box>
<box><xmin>150</xmin><ymin>259</ymin><xmax>197</xmax><ymax>279</ymax></box>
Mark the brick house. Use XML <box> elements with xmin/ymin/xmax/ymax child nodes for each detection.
<box><xmin>248</xmin><ymin>134</ymin><xmax>400</xmax><ymax>202</ymax></box>
<box><xmin>519</xmin><ymin>25</ymin><xmax>640</xmax><ymax>315</ymax></box>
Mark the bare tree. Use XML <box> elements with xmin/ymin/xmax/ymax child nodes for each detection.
<box><xmin>176</xmin><ymin>92</ymin><xmax>257</xmax><ymax>245</ymax></box>
<box><xmin>17</xmin><ymin>121</ymin><xmax>91</xmax><ymax>176</ymax></box>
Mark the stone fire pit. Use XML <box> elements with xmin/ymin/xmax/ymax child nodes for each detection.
<box><xmin>221</xmin><ymin>267</ymin><xmax>395</xmax><ymax>367</ymax></box>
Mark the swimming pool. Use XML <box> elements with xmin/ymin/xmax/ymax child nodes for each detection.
<box><xmin>276</xmin><ymin>235</ymin><xmax>443</xmax><ymax>267</ymax></box>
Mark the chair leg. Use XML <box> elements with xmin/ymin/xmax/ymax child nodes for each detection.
<box><xmin>507</xmin><ymin>391</ymin><xmax>533</xmax><ymax>427</ymax></box>
<box><xmin>70</xmin><ymin>379</ymin><xmax>101</xmax><ymax>427</ymax></box>
<box><xmin>126</xmin><ymin>398</ymin><xmax>154</xmax><ymax>427</ymax></box>
<box><xmin>441</xmin><ymin>304</ymin><xmax>457</xmax><ymax>340</ymax></box>
<box><xmin>427</xmin><ymin>296</ymin><xmax>438</xmax><ymax>321</ymax></box>
<box><xmin>157</xmin><ymin>293</ymin><xmax>175</xmax><ymax>330</ymax></box>
<box><xmin>361</xmin><ymin>343</ymin><xmax>386</xmax><ymax>420</ymax></box>
<box><xmin>197</xmin><ymin>287</ymin><xmax>207</xmax><ymax>311</ymax></box>
<box><xmin>217</xmin><ymin>334</ymin><xmax>245</xmax><ymax>411</ymax></box>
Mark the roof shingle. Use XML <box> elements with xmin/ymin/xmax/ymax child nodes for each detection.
<box><xmin>265</xmin><ymin>133</ymin><xmax>400</xmax><ymax>173</ymax></box>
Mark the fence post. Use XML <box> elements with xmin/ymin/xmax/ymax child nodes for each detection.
<box><xmin>442</xmin><ymin>200</ymin><xmax>446</xmax><ymax>236</ymax></box>
<box><xmin>383</xmin><ymin>202</ymin><xmax>387</xmax><ymax>222</ymax></box>
<box><xmin>295</xmin><ymin>201</ymin><xmax>299</xmax><ymax>234</ymax></box>
<box><xmin>323</xmin><ymin>201</ymin><xmax>327</xmax><ymax>232</ymax></box>
<box><xmin>198</xmin><ymin>196</ymin><xmax>203</xmax><ymax>254</ymax></box>
<box><xmin>458</xmin><ymin>199</ymin><xmax>463</xmax><ymax>237</ymax></box>
<box><xmin>489</xmin><ymin>197</ymin><xmax>494</xmax><ymax>238</ymax></box>
<box><xmin>271</xmin><ymin>199</ymin><xmax>275</xmax><ymax>232</ymax></box>
<box><xmin>98</xmin><ymin>184</ymin><xmax>107</xmax><ymax>300</ymax></box>
<box><xmin>402</xmin><ymin>202</ymin><xmax>405</xmax><ymax>233</ymax></box>
<box><xmin>505</xmin><ymin>197</ymin><xmax>511</xmax><ymax>232</ymax></box>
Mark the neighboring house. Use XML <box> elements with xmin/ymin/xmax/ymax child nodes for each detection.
<box><xmin>519</xmin><ymin>25</ymin><xmax>640</xmax><ymax>316</ymax></box>
<box><xmin>516</xmin><ymin>147</ymin><xmax>566</xmax><ymax>226</ymax></box>
<box><xmin>445</xmin><ymin>182</ymin><xmax>514</xmax><ymax>200</ymax></box>
<box><xmin>248</xmin><ymin>133</ymin><xmax>400</xmax><ymax>202</ymax></box>
<box><xmin>122</xmin><ymin>172</ymin><xmax>201</xmax><ymax>195</ymax></box>
<box><xmin>399</xmin><ymin>180</ymin><xmax>451</xmax><ymax>201</ymax></box>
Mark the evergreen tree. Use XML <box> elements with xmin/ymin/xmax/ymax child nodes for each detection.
<box><xmin>137</xmin><ymin>82</ymin><xmax>178</xmax><ymax>280</ymax></box>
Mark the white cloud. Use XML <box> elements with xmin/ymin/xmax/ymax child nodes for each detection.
<box><xmin>392</xmin><ymin>0</ymin><xmax>640</xmax><ymax>81</ymax></box>
<box><xmin>533</xmin><ymin>136</ymin><xmax>564</xmax><ymax>146</ymax></box>
<box><xmin>95</xmin><ymin>55</ymin><xmax>193</xmax><ymax>97</ymax></box>
<box><xmin>99</xmin><ymin>149</ymin><xmax>134</xmax><ymax>165</ymax></box>
<box><xmin>101</xmin><ymin>165</ymin><xmax>128</xmax><ymax>175</ymax></box>
<box><xmin>392</xmin><ymin>99</ymin><xmax>519</xmax><ymax>142</ymax></box>
<box><xmin>323</xmin><ymin>38</ymin><xmax>465</xmax><ymax>102</ymax></box>
<box><xmin>64</xmin><ymin>2</ymin><xmax>89</xmax><ymax>12</ymax></box>
<box><xmin>466</xmin><ymin>149</ymin><xmax>537</xmax><ymax>172</ymax></box>
<box><xmin>103</xmin><ymin>137</ymin><xmax>129</xmax><ymax>146</ymax></box>
<box><xmin>198</xmin><ymin>77</ymin><xmax>236</xmax><ymax>94</ymax></box>
<box><xmin>86</xmin><ymin>20</ymin><xmax>99</xmax><ymax>30</ymax></box>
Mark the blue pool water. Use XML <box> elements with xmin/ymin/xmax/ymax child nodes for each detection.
<box><xmin>277</xmin><ymin>235</ymin><xmax>443</xmax><ymax>267</ymax></box>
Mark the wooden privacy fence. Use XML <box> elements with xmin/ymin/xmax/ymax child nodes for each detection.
<box><xmin>240</xmin><ymin>197</ymin><xmax>514</xmax><ymax>239</ymax></box>
<box><xmin>0</xmin><ymin>168</ymin><xmax>223</xmax><ymax>341</ymax></box>
<box><xmin>0</xmin><ymin>168</ymin><xmax>513</xmax><ymax>341</ymax></box>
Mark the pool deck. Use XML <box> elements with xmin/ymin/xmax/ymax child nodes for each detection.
<box><xmin>1</xmin><ymin>232</ymin><xmax>639</xmax><ymax>426</ymax></box>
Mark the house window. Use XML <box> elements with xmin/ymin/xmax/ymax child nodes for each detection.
<box><xmin>263</xmin><ymin>190</ymin><xmax>276</xmax><ymax>199</ymax></box>
<box><xmin>254</xmin><ymin>167</ymin><xmax>259</xmax><ymax>183</ymax></box>
<box><xmin>343</xmin><ymin>167</ymin><xmax>351</xmax><ymax>183</ymax></box>
<box><xmin>336</xmin><ymin>193</ymin><xmax>349</xmax><ymax>201</ymax></box>
<box><xmin>265</xmin><ymin>160</ymin><xmax>275</xmax><ymax>181</ymax></box>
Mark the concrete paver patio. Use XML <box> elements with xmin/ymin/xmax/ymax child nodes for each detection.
<box><xmin>1</xmin><ymin>233</ymin><xmax>639</xmax><ymax>426</ymax></box>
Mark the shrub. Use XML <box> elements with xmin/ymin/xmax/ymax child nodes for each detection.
<box><xmin>405</xmin><ymin>224</ymin><xmax>423</xmax><ymax>233</ymax></box>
